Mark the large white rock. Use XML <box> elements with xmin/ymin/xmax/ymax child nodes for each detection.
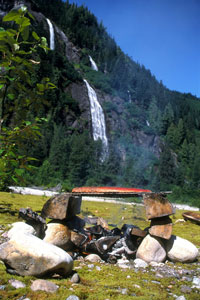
<box><xmin>7</xmin><ymin>222</ymin><xmax>36</xmax><ymax>239</ymax></box>
<box><xmin>0</xmin><ymin>233</ymin><xmax>73</xmax><ymax>277</ymax></box>
<box><xmin>165</xmin><ymin>235</ymin><xmax>198</xmax><ymax>263</ymax></box>
<box><xmin>136</xmin><ymin>234</ymin><xmax>166</xmax><ymax>263</ymax></box>
<box><xmin>43</xmin><ymin>222</ymin><xmax>75</xmax><ymax>251</ymax></box>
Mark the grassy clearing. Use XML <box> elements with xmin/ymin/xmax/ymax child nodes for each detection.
<box><xmin>0</xmin><ymin>192</ymin><xmax>199</xmax><ymax>300</ymax></box>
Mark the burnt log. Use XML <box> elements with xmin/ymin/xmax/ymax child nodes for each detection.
<box><xmin>18</xmin><ymin>208</ymin><xmax>46</xmax><ymax>238</ymax></box>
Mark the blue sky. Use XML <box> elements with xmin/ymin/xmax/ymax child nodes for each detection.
<box><xmin>68</xmin><ymin>0</ymin><xmax>200</xmax><ymax>97</ymax></box>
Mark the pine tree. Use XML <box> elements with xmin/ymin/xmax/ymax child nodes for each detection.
<box><xmin>160</xmin><ymin>103</ymin><xmax>174</xmax><ymax>135</ymax></box>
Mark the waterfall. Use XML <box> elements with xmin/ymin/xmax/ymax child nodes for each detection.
<box><xmin>84</xmin><ymin>79</ymin><xmax>108</xmax><ymax>161</ymax></box>
<box><xmin>89</xmin><ymin>55</ymin><xmax>98</xmax><ymax>71</ymax></box>
<box><xmin>127</xmin><ymin>90</ymin><xmax>131</xmax><ymax>103</ymax></box>
<box><xmin>46</xmin><ymin>18</ymin><xmax>55</xmax><ymax>50</ymax></box>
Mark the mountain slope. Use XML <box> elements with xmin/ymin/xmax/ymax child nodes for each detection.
<box><xmin>1</xmin><ymin>0</ymin><xmax>200</xmax><ymax>206</ymax></box>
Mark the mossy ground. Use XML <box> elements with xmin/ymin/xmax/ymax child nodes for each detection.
<box><xmin>0</xmin><ymin>192</ymin><xmax>199</xmax><ymax>300</ymax></box>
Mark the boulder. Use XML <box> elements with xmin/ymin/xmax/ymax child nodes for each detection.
<box><xmin>0</xmin><ymin>233</ymin><xmax>73</xmax><ymax>277</ymax></box>
<box><xmin>136</xmin><ymin>234</ymin><xmax>166</xmax><ymax>263</ymax></box>
<box><xmin>43</xmin><ymin>222</ymin><xmax>75</xmax><ymax>251</ymax></box>
<box><xmin>165</xmin><ymin>235</ymin><xmax>198</xmax><ymax>263</ymax></box>
<box><xmin>41</xmin><ymin>193</ymin><xmax>82</xmax><ymax>220</ymax></box>
<box><xmin>7</xmin><ymin>222</ymin><xmax>37</xmax><ymax>239</ymax></box>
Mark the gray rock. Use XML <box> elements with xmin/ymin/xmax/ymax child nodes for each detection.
<box><xmin>87</xmin><ymin>264</ymin><xmax>94</xmax><ymax>269</ymax></box>
<box><xmin>117</xmin><ymin>257</ymin><xmax>130</xmax><ymax>269</ymax></box>
<box><xmin>151</xmin><ymin>280</ymin><xmax>160</xmax><ymax>284</ymax></box>
<box><xmin>155</xmin><ymin>272</ymin><xmax>164</xmax><ymax>278</ymax></box>
<box><xmin>8</xmin><ymin>279</ymin><xmax>26</xmax><ymax>289</ymax></box>
<box><xmin>85</xmin><ymin>254</ymin><xmax>102</xmax><ymax>263</ymax></box>
<box><xmin>0</xmin><ymin>233</ymin><xmax>73</xmax><ymax>277</ymax></box>
<box><xmin>66</xmin><ymin>296</ymin><xmax>80</xmax><ymax>300</ymax></box>
<box><xmin>166</xmin><ymin>235</ymin><xmax>198</xmax><ymax>263</ymax></box>
<box><xmin>0</xmin><ymin>285</ymin><xmax>6</xmax><ymax>290</ymax></box>
<box><xmin>149</xmin><ymin>261</ymin><xmax>165</xmax><ymax>267</ymax></box>
<box><xmin>70</xmin><ymin>273</ymin><xmax>80</xmax><ymax>283</ymax></box>
<box><xmin>193</xmin><ymin>276</ymin><xmax>200</xmax><ymax>286</ymax></box>
<box><xmin>31</xmin><ymin>279</ymin><xmax>59</xmax><ymax>293</ymax></box>
<box><xmin>134</xmin><ymin>258</ymin><xmax>148</xmax><ymax>268</ymax></box>
<box><xmin>136</xmin><ymin>234</ymin><xmax>166</xmax><ymax>263</ymax></box>
<box><xmin>180</xmin><ymin>285</ymin><xmax>192</xmax><ymax>293</ymax></box>
<box><xmin>121</xmin><ymin>288</ymin><xmax>128</xmax><ymax>295</ymax></box>
<box><xmin>176</xmin><ymin>296</ymin><xmax>186</xmax><ymax>300</ymax></box>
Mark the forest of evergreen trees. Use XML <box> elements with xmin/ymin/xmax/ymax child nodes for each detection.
<box><xmin>1</xmin><ymin>0</ymin><xmax>200</xmax><ymax>207</ymax></box>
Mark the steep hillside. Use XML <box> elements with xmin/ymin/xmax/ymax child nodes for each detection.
<box><xmin>0</xmin><ymin>0</ymin><xmax>200</xmax><ymax>206</ymax></box>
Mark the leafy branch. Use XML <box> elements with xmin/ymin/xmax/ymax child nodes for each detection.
<box><xmin>0</xmin><ymin>6</ymin><xmax>56</xmax><ymax>190</ymax></box>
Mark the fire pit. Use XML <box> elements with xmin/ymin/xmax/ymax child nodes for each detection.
<box><xmin>0</xmin><ymin>187</ymin><xmax>198</xmax><ymax>277</ymax></box>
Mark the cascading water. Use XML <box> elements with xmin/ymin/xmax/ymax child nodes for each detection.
<box><xmin>46</xmin><ymin>18</ymin><xmax>55</xmax><ymax>50</ymax></box>
<box><xmin>146</xmin><ymin>120</ymin><xmax>150</xmax><ymax>127</ymax></box>
<box><xmin>89</xmin><ymin>55</ymin><xmax>98</xmax><ymax>71</ymax></box>
<box><xmin>127</xmin><ymin>90</ymin><xmax>131</xmax><ymax>103</ymax></box>
<box><xmin>84</xmin><ymin>79</ymin><xmax>108</xmax><ymax>161</ymax></box>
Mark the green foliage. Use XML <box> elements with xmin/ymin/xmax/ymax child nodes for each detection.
<box><xmin>158</xmin><ymin>146</ymin><xmax>176</xmax><ymax>190</ymax></box>
<box><xmin>82</xmin><ymin>65</ymin><xmax>114</xmax><ymax>95</ymax></box>
<box><xmin>0</xmin><ymin>122</ymin><xmax>41</xmax><ymax>190</ymax></box>
<box><xmin>0</xmin><ymin>6</ymin><xmax>55</xmax><ymax>190</ymax></box>
<box><xmin>147</xmin><ymin>96</ymin><xmax>162</xmax><ymax>134</ymax></box>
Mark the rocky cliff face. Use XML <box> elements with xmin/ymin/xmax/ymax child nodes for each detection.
<box><xmin>95</xmin><ymin>90</ymin><xmax>162</xmax><ymax>158</ymax></box>
<box><xmin>0</xmin><ymin>0</ymin><xmax>161</xmax><ymax>160</ymax></box>
<box><xmin>0</xmin><ymin>0</ymin><xmax>31</xmax><ymax>16</ymax></box>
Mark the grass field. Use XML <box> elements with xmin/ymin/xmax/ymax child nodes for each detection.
<box><xmin>0</xmin><ymin>192</ymin><xmax>199</xmax><ymax>300</ymax></box>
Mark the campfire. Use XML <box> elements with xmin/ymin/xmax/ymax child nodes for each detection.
<box><xmin>0</xmin><ymin>187</ymin><xmax>198</xmax><ymax>277</ymax></box>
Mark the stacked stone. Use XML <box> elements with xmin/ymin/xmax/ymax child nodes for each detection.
<box><xmin>41</xmin><ymin>193</ymin><xmax>85</xmax><ymax>251</ymax></box>
<box><xmin>136</xmin><ymin>193</ymin><xmax>198</xmax><ymax>263</ymax></box>
<box><xmin>144</xmin><ymin>193</ymin><xmax>174</xmax><ymax>240</ymax></box>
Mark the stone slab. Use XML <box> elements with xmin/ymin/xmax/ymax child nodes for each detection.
<box><xmin>130</xmin><ymin>227</ymin><xmax>147</xmax><ymax>238</ymax></box>
<box><xmin>149</xmin><ymin>216</ymin><xmax>172</xmax><ymax>240</ymax></box>
<box><xmin>182</xmin><ymin>211</ymin><xmax>200</xmax><ymax>225</ymax></box>
<box><xmin>143</xmin><ymin>193</ymin><xmax>174</xmax><ymax>220</ymax></box>
<box><xmin>41</xmin><ymin>193</ymin><xmax>82</xmax><ymax>220</ymax></box>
